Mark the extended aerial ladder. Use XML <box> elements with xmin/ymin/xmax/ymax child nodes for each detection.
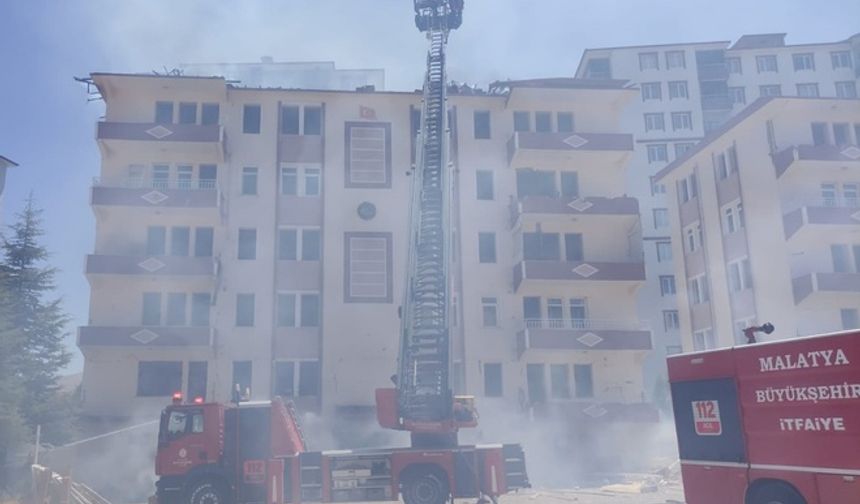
<box><xmin>375</xmin><ymin>0</ymin><xmax>475</xmax><ymax>447</ymax></box>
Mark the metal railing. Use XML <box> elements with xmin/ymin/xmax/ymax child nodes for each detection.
<box><xmin>522</xmin><ymin>318</ymin><xmax>649</xmax><ymax>331</ymax></box>
<box><xmin>93</xmin><ymin>177</ymin><xmax>217</xmax><ymax>190</ymax></box>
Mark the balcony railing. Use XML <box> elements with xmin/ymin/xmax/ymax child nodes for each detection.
<box><xmin>91</xmin><ymin>178</ymin><xmax>221</xmax><ymax>209</ymax></box>
<box><xmin>508</xmin><ymin>195</ymin><xmax>639</xmax><ymax>227</ymax></box>
<box><xmin>523</xmin><ymin>318</ymin><xmax>649</xmax><ymax>331</ymax></box>
<box><xmin>97</xmin><ymin>122</ymin><xmax>223</xmax><ymax>143</ymax></box>
<box><xmin>93</xmin><ymin>177</ymin><xmax>217</xmax><ymax>191</ymax></box>
<box><xmin>86</xmin><ymin>254</ymin><xmax>217</xmax><ymax>277</ymax></box>
<box><xmin>78</xmin><ymin>325</ymin><xmax>215</xmax><ymax>347</ymax></box>
<box><xmin>507</xmin><ymin>131</ymin><xmax>634</xmax><ymax>165</ymax></box>
<box><xmin>513</xmin><ymin>260</ymin><xmax>646</xmax><ymax>291</ymax></box>
<box><xmin>773</xmin><ymin>144</ymin><xmax>860</xmax><ymax>177</ymax></box>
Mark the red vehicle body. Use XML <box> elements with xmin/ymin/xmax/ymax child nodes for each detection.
<box><xmin>154</xmin><ymin>397</ymin><xmax>528</xmax><ymax>504</ymax></box>
<box><xmin>668</xmin><ymin>329</ymin><xmax>860</xmax><ymax>504</ymax></box>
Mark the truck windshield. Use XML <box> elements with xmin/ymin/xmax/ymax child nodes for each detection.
<box><xmin>160</xmin><ymin>408</ymin><xmax>204</xmax><ymax>443</ymax></box>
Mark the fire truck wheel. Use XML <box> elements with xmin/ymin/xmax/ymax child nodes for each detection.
<box><xmin>187</xmin><ymin>481</ymin><xmax>228</xmax><ymax>504</ymax></box>
<box><xmin>750</xmin><ymin>483</ymin><xmax>806</xmax><ymax>504</ymax></box>
<box><xmin>402</xmin><ymin>471</ymin><xmax>449</xmax><ymax>504</ymax></box>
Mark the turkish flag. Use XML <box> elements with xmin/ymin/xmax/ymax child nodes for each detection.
<box><xmin>360</xmin><ymin>106</ymin><xmax>377</xmax><ymax>120</ymax></box>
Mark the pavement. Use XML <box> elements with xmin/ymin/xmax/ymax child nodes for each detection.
<box><xmin>499</xmin><ymin>485</ymin><xmax>685</xmax><ymax>504</ymax></box>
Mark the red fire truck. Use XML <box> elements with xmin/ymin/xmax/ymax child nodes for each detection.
<box><xmin>669</xmin><ymin>328</ymin><xmax>860</xmax><ymax>504</ymax></box>
<box><xmin>154</xmin><ymin>395</ymin><xmax>528</xmax><ymax>504</ymax></box>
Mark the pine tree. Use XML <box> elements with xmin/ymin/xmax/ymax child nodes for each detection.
<box><xmin>0</xmin><ymin>195</ymin><xmax>73</xmax><ymax>446</ymax></box>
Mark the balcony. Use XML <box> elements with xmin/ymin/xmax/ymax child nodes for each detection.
<box><xmin>697</xmin><ymin>63</ymin><xmax>729</xmax><ymax>81</ymax></box>
<box><xmin>783</xmin><ymin>200</ymin><xmax>860</xmax><ymax>242</ymax></box>
<box><xmin>700</xmin><ymin>94</ymin><xmax>732</xmax><ymax>111</ymax></box>
<box><xmin>773</xmin><ymin>144</ymin><xmax>860</xmax><ymax>178</ymax></box>
<box><xmin>793</xmin><ymin>272</ymin><xmax>860</xmax><ymax>307</ymax></box>
<box><xmin>78</xmin><ymin>325</ymin><xmax>215</xmax><ymax>348</ymax></box>
<box><xmin>97</xmin><ymin>122</ymin><xmax>225</xmax><ymax>161</ymax></box>
<box><xmin>86</xmin><ymin>254</ymin><xmax>217</xmax><ymax>278</ymax></box>
<box><xmin>507</xmin><ymin>131</ymin><xmax>633</xmax><ymax>167</ymax></box>
<box><xmin>91</xmin><ymin>178</ymin><xmax>221</xmax><ymax>214</ymax></box>
<box><xmin>513</xmin><ymin>260</ymin><xmax>646</xmax><ymax>291</ymax></box>
<box><xmin>516</xmin><ymin>318</ymin><xmax>651</xmax><ymax>357</ymax></box>
<box><xmin>508</xmin><ymin>196</ymin><xmax>639</xmax><ymax>228</ymax></box>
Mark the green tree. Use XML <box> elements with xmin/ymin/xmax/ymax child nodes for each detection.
<box><xmin>0</xmin><ymin>291</ymin><xmax>27</xmax><ymax>476</ymax></box>
<box><xmin>0</xmin><ymin>195</ymin><xmax>73</xmax><ymax>446</ymax></box>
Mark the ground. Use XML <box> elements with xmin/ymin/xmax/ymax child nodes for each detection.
<box><xmin>500</xmin><ymin>485</ymin><xmax>685</xmax><ymax>504</ymax></box>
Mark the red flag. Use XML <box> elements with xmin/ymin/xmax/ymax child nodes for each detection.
<box><xmin>359</xmin><ymin>106</ymin><xmax>377</xmax><ymax>120</ymax></box>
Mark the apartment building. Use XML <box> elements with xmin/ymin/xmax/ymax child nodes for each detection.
<box><xmin>180</xmin><ymin>59</ymin><xmax>385</xmax><ymax>91</ymax></box>
<box><xmin>574</xmin><ymin>32</ymin><xmax>860</xmax><ymax>388</ymax></box>
<box><xmin>0</xmin><ymin>154</ymin><xmax>19</xmax><ymax>225</ymax></box>
<box><xmin>78</xmin><ymin>72</ymin><xmax>654</xmax><ymax>438</ymax></box>
<box><xmin>655</xmin><ymin>96</ymin><xmax>860</xmax><ymax>351</ymax></box>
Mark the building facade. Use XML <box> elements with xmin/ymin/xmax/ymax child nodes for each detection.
<box><xmin>655</xmin><ymin>97</ymin><xmax>860</xmax><ymax>351</ymax></box>
<box><xmin>0</xmin><ymin>154</ymin><xmax>19</xmax><ymax>225</ymax></box>
<box><xmin>574</xmin><ymin>32</ymin><xmax>860</xmax><ymax>389</ymax></box>
<box><xmin>78</xmin><ymin>73</ymin><xmax>653</xmax><ymax>438</ymax></box>
<box><xmin>179</xmin><ymin>59</ymin><xmax>385</xmax><ymax>92</ymax></box>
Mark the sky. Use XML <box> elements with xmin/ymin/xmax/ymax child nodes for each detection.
<box><xmin>1</xmin><ymin>0</ymin><xmax>858</xmax><ymax>373</ymax></box>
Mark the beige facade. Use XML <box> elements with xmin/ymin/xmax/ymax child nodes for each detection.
<box><xmin>656</xmin><ymin>97</ymin><xmax>860</xmax><ymax>352</ymax></box>
<box><xmin>574</xmin><ymin>31</ymin><xmax>860</xmax><ymax>390</ymax></box>
<box><xmin>79</xmin><ymin>73</ymin><xmax>652</xmax><ymax>431</ymax></box>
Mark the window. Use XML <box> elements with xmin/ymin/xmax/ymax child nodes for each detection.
<box><xmin>473</xmin><ymin>111</ymin><xmax>490</xmax><ymax>139</ymax></box>
<box><xmin>663</xmin><ymin>310</ymin><xmax>680</xmax><ymax>331</ymax></box>
<box><xmin>689</xmin><ymin>275</ymin><xmax>710</xmax><ymax>304</ymax></box>
<box><xmin>832</xmin><ymin>123</ymin><xmax>851</xmax><ymax>146</ymax></box>
<box><xmin>656</xmin><ymin>241</ymin><xmax>672</xmax><ymax>262</ymax></box>
<box><xmin>659</xmin><ymin>275</ymin><xmax>676</xmax><ymax>296</ymax></box>
<box><xmin>481</xmin><ymin>297</ymin><xmax>498</xmax><ymax>327</ymax></box>
<box><xmin>535</xmin><ymin>111</ymin><xmax>552</xmax><ymax>132</ymax></box>
<box><xmin>178</xmin><ymin>102</ymin><xmax>197</xmax><ymax>124</ymax></box>
<box><xmin>573</xmin><ymin>364</ymin><xmax>593</xmax><ymax>398</ymax></box>
<box><xmin>685</xmin><ymin>224</ymin><xmax>700</xmax><ymax>253</ymax></box>
<box><xmin>729</xmin><ymin>87</ymin><xmax>746</xmax><ymax>105</ymax></box>
<box><xmin>513</xmin><ymin>111</ymin><xmax>530</xmax><ymax>132</ymax></box>
<box><xmin>236</xmin><ymin>294</ymin><xmax>255</xmax><ymax>327</ymax></box>
<box><xmin>728</xmin><ymin>258</ymin><xmax>753</xmax><ymax>292</ymax></box>
<box><xmin>194</xmin><ymin>227</ymin><xmax>214</xmax><ymax>258</ymax></box>
<box><xmin>170</xmin><ymin>227</ymin><xmax>190</xmax><ymax>257</ymax></box>
<box><xmin>522</xmin><ymin>297</ymin><xmax>541</xmax><ymax>321</ymax></box>
<box><xmin>842</xmin><ymin>309</ymin><xmax>860</xmax><ymax>330</ymax></box>
<box><xmin>689</xmin><ymin>174</ymin><xmax>698</xmax><ymax>198</ymax></box>
<box><xmin>756</xmin><ymin>55</ymin><xmax>778</xmax><ymax>73</ymax></box>
<box><xmin>667</xmin><ymin>345</ymin><xmax>683</xmax><ymax>355</ymax></box>
<box><xmin>303</xmin><ymin>106</ymin><xmax>322</xmax><ymax>135</ymax></box>
<box><xmin>759</xmin><ymin>85</ymin><xmax>782</xmax><ymax>97</ymax></box>
<box><xmin>305</xmin><ymin>168</ymin><xmax>321</xmax><ymax>196</ymax></box>
<box><xmin>671</xmin><ymin>112</ymin><xmax>693</xmax><ymax>131</ymax></box>
<box><xmin>523</xmin><ymin>232</ymin><xmax>560</xmax><ymax>260</ymax></box>
<box><xmin>641</xmin><ymin>82</ymin><xmax>662</xmax><ymax>101</ymax></box>
<box><xmin>243</xmin><ymin>104</ymin><xmax>261</xmax><ymax>134</ymax></box>
<box><xmin>278</xmin><ymin>227</ymin><xmax>320</xmax><ymax>261</ymax></box>
<box><xmin>278</xmin><ymin>229</ymin><xmax>297</xmax><ymax>260</ymax></box>
<box><xmin>142</xmin><ymin>293</ymin><xmax>161</xmax><ymax>325</ymax></box>
<box><xmin>281</xmin><ymin>105</ymin><xmax>300</xmax><ymax>134</ymax></box>
<box><xmin>232</xmin><ymin>361</ymin><xmax>252</xmax><ymax>396</ymax></box>
<box><xmin>644</xmin><ymin>113</ymin><xmax>665</xmax><ymax>131</ymax></box>
<box><xmin>650</xmin><ymin>177</ymin><xmax>666</xmax><ymax>195</ymax></box>
<box><xmin>727</xmin><ymin>145</ymin><xmax>739</xmax><ymax>174</ymax></box>
<box><xmin>844</xmin><ymin>183</ymin><xmax>859</xmax><ymax>207</ymax></box>
<box><xmin>585</xmin><ymin>57</ymin><xmax>611</xmax><ymax>79</ymax></box>
<box><xmin>723</xmin><ymin>201</ymin><xmax>743</xmax><ymax>234</ymax></box>
<box><xmin>478</xmin><ymin>232</ymin><xmax>496</xmax><ymax>263</ymax></box>
<box><xmin>653</xmin><ymin>208</ymin><xmax>669</xmax><ymax>228</ymax></box>
<box><xmin>674</xmin><ymin>142</ymin><xmax>694</xmax><ymax>158</ymax></box>
<box><xmin>277</xmin><ymin>293</ymin><xmax>297</xmax><ymax>327</ymax></box>
<box><xmin>679</xmin><ymin>178</ymin><xmax>690</xmax><ymax>203</ymax></box>
<box><xmin>238</xmin><ymin>228</ymin><xmax>257</xmax><ymax>260</ymax></box>
<box><xmin>300</xmin><ymin>294</ymin><xmax>320</xmax><ymax>327</ymax></box>
<box><xmin>726</xmin><ymin>57</ymin><xmax>742</xmax><ymax>74</ymax></box>
<box><xmin>693</xmin><ymin>329</ymin><xmax>715</xmax><ymax>351</ymax></box>
<box><xmin>666</xmin><ymin>50</ymin><xmax>686</xmax><ymax>69</ymax></box>
<box><xmin>345</xmin><ymin>232</ymin><xmax>392</xmax><ymax>302</ymax></box>
<box><xmin>836</xmin><ymin>81</ymin><xmax>858</xmax><ymax>99</ymax></box>
<box><xmin>715</xmin><ymin>152</ymin><xmax>728</xmax><ymax>180</ymax></box>
<box><xmin>177</xmin><ymin>165</ymin><xmax>192</xmax><ymax>189</ymax></box>
<box><xmin>137</xmin><ymin>361</ymin><xmax>182</xmax><ymax>397</ymax></box>
<box><xmin>147</xmin><ymin>226</ymin><xmax>166</xmax><ymax>256</ymax></box>
<box><xmin>546</xmin><ymin>298</ymin><xmax>564</xmax><ymax>327</ymax></box>
<box><xmin>647</xmin><ymin>144</ymin><xmax>668</xmax><ymax>163</ymax></box>
<box><xmin>564</xmin><ymin>233</ymin><xmax>583</xmax><ymax>262</ymax></box>
<box><xmin>476</xmin><ymin>170</ymin><xmax>494</xmax><ymax>200</ymax></box>
<box><xmin>152</xmin><ymin>164</ymin><xmax>169</xmax><ymax>189</ymax></box>
<box><xmin>821</xmin><ymin>183</ymin><xmax>838</xmax><ymax>206</ymax></box>
<box><xmin>550</xmin><ymin>364</ymin><xmax>571</xmax><ymax>399</ymax></box>
<box><xmin>280</xmin><ymin>167</ymin><xmax>298</xmax><ymax>195</ymax></box>
<box><xmin>516</xmin><ymin>169</ymin><xmax>555</xmax><ymax>198</ymax></box>
<box><xmin>200</xmin><ymin>164</ymin><xmax>217</xmax><ymax>189</ymax></box>
<box><xmin>831</xmin><ymin>244</ymin><xmax>851</xmax><ymax>273</ymax></box>
<box><xmin>832</xmin><ymin>51</ymin><xmax>853</xmax><ymax>70</ymax></box>
<box><xmin>483</xmin><ymin>363</ymin><xmax>503</xmax><ymax>397</ymax></box>
<box><xmin>811</xmin><ymin>122</ymin><xmax>830</xmax><ymax>146</ymax></box>
<box><xmin>191</xmin><ymin>293</ymin><xmax>211</xmax><ymax>326</ymax></box>
<box><xmin>240</xmin><ymin>167</ymin><xmax>258</xmax><ymax>195</ymax></box>
<box><xmin>274</xmin><ymin>362</ymin><xmax>296</xmax><ymax>397</ymax></box>
<box><xmin>166</xmin><ymin>293</ymin><xmax>187</xmax><ymax>326</ymax></box>
<box><xmin>526</xmin><ymin>364</ymin><xmax>546</xmax><ymax>403</ymax></box>
<box><xmin>557</xmin><ymin>112</ymin><xmax>574</xmax><ymax>132</ymax></box>
<box><xmin>569</xmin><ymin>298</ymin><xmax>587</xmax><ymax>325</ymax></box>
<box><xmin>792</xmin><ymin>53</ymin><xmax>815</xmax><ymax>71</ymax></box>
<box><xmin>298</xmin><ymin>361</ymin><xmax>320</xmax><ymax>396</ymax></box>
<box><xmin>301</xmin><ymin>229</ymin><xmax>321</xmax><ymax>261</ymax></box>
<box><xmin>639</xmin><ymin>52</ymin><xmax>659</xmax><ymax>70</ymax></box>
<box><xmin>668</xmin><ymin>81</ymin><xmax>688</xmax><ymax>99</ymax></box>
<box><xmin>796</xmin><ymin>83</ymin><xmax>819</xmax><ymax>97</ymax></box>
<box><xmin>155</xmin><ymin>101</ymin><xmax>173</xmax><ymax>124</ymax></box>
<box><xmin>187</xmin><ymin>361</ymin><xmax>207</xmax><ymax>401</ymax></box>
<box><xmin>201</xmin><ymin>103</ymin><xmax>219</xmax><ymax>125</ymax></box>
<box><xmin>345</xmin><ymin>122</ymin><xmax>391</xmax><ymax>188</ymax></box>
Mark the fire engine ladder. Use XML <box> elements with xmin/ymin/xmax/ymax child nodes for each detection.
<box><xmin>397</xmin><ymin>7</ymin><xmax>456</xmax><ymax>423</ymax></box>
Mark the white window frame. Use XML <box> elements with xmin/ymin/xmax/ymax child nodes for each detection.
<box><xmin>644</xmin><ymin>113</ymin><xmax>665</xmax><ymax>132</ymax></box>
<box><xmin>647</xmin><ymin>144</ymin><xmax>668</xmax><ymax>163</ymax></box>
<box><xmin>666</xmin><ymin>50</ymin><xmax>686</xmax><ymax>69</ymax></box>
<box><xmin>280</xmin><ymin>164</ymin><xmax>322</xmax><ymax>197</ymax></box>
<box><xmin>759</xmin><ymin>85</ymin><xmax>782</xmax><ymax>97</ymax></box>
<box><xmin>831</xmin><ymin>51</ymin><xmax>853</xmax><ymax>70</ymax></box>
<box><xmin>273</xmin><ymin>359</ymin><xmax>321</xmax><ymax>397</ymax></box>
<box><xmin>689</xmin><ymin>275</ymin><xmax>710</xmax><ymax>304</ymax></box>
<box><xmin>756</xmin><ymin>55</ymin><xmax>778</xmax><ymax>73</ymax></box>
<box><xmin>668</xmin><ymin>80</ymin><xmax>688</xmax><ymax>99</ymax></box>
<box><xmin>671</xmin><ymin>112</ymin><xmax>693</xmax><ymax>131</ymax></box>
<box><xmin>659</xmin><ymin>275</ymin><xmax>676</xmax><ymax>296</ymax></box>
<box><xmin>727</xmin><ymin>57</ymin><xmax>742</xmax><ymax>74</ymax></box>
<box><xmin>796</xmin><ymin>83</ymin><xmax>820</xmax><ymax>98</ymax></box>
<box><xmin>481</xmin><ymin>296</ymin><xmax>499</xmax><ymax>328</ymax></box>
<box><xmin>641</xmin><ymin>82</ymin><xmax>662</xmax><ymax>101</ymax></box>
<box><xmin>792</xmin><ymin>53</ymin><xmax>815</xmax><ymax>71</ymax></box>
<box><xmin>639</xmin><ymin>52</ymin><xmax>659</xmax><ymax>71</ymax></box>
<box><xmin>693</xmin><ymin>328</ymin><xmax>715</xmax><ymax>351</ymax></box>
<box><xmin>278</xmin><ymin>226</ymin><xmax>321</xmax><ymax>261</ymax></box>
<box><xmin>656</xmin><ymin>241</ymin><xmax>672</xmax><ymax>262</ymax></box>
<box><xmin>727</xmin><ymin>257</ymin><xmax>753</xmax><ymax>292</ymax></box>
<box><xmin>663</xmin><ymin>310</ymin><xmax>680</xmax><ymax>331</ymax></box>
<box><xmin>276</xmin><ymin>290</ymin><xmax>321</xmax><ymax>328</ymax></box>
<box><xmin>836</xmin><ymin>81</ymin><xmax>858</xmax><ymax>99</ymax></box>
<box><xmin>653</xmin><ymin>208</ymin><xmax>669</xmax><ymax>228</ymax></box>
<box><xmin>729</xmin><ymin>87</ymin><xmax>746</xmax><ymax>105</ymax></box>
